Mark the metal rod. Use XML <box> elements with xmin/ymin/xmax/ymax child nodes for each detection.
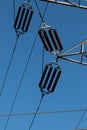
<box><xmin>60</xmin><ymin>56</ymin><xmax>87</xmax><ymax>66</ymax></box>
<box><xmin>59</xmin><ymin>52</ymin><xmax>81</xmax><ymax>57</ymax></box>
<box><xmin>60</xmin><ymin>43</ymin><xmax>82</xmax><ymax>56</ymax></box>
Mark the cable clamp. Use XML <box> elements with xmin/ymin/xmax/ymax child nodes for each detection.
<box><xmin>41</xmin><ymin>23</ymin><xmax>51</xmax><ymax>29</ymax></box>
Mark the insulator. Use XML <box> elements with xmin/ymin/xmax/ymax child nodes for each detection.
<box><xmin>39</xmin><ymin>63</ymin><xmax>62</xmax><ymax>94</ymax></box>
<box><xmin>38</xmin><ymin>27</ymin><xmax>63</xmax><ymax>52</ymax></box>
<box><xmin>43</xmin><ymin>30</ymin><xmax>53</xmax><ymax>51</ymax></box>
<box><xmin>14</xmin><ymin>2</ymin><xmax>34</xmax><ymax>34</ymax></box>
<box><xmin>38</xmin><ymin>30</ymin><xmax>49</xmax><ymax>51</ymax></box>
<box><xmin>48</xmin><ymin>29</ymin><xmax>63</xmax><ymax>51</ymax></box>
<box><xmin>39</xmin><ymin>64</ymin><xmax>53</xmax><ymax>89</ymax></box>
<box><xmin>21</xmin><ymin>8</ymin><xmax>30</xmax><ymax>31</ymax></box>
<box><xmin>48</xmin><ymin>29</ymin><xmax>58</xmax><ymax>50</ymax></box>
<box><xmin>23</xmin><ymin>9</ymin><xmax>33</xmax><ymax>32</ymax></box>
<box><xmin>53</xmin><ymin>29</ymin><xmax>63</xmax><ymax>50</ymax></box>
<box><xmin>14</xmin><ymin>6</ymin><xmax>21</xmax><ymax>29</ymax></box>
<box><xmin>39</xmin><ymin>64</ymin><xmax>48</xmax><ymax>87</ymax></box>
<box><xmin>47</xmin><ymin>68</ymin><xmax>57</xmax><ymax>91</ymax></box>
<box><xmin>38</xmin><ymin>29</ymin><xmax>53</xmax><ymax>51</ymax></box>
<box><xmin>42</xmin><ymin>65</ymin><xmax>53</xmax><ymax>88</ymax></box>
<box><xmin>47</xmin><ymin>69</ymin><xmax>61</xmax><ymax>92</ymax></box>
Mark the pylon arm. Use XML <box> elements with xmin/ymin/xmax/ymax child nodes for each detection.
<box><xmin>40</xmin><ymin>0</ymin><xmax>87</xmax><ymax>9</ymax></box>
<box><xmin>59</xmin><ymin>39</ymin><xmax>87</xmax><ymax>56</ymax></box>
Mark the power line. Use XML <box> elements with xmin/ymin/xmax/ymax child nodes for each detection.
<box><xmin>0</xmin><ymin>34</ymin><xmax>19</xmax><ymax>96</ymax></box>
<box><xmin>3</xmin><ymin>2</ymin><xmax>49</xmax><ymax>130</ymax></box>
<box><xmin>0</xmin><ymin>108</ymin><xmax>87</xmax><ymax>117</ymax></box>
<box><xmin>13</xmin><ymin>0</ymin><xmax>15</xmax><ymax>21</ymax></box>
<box><xmin>74</xmin><ymin>128</ymin><xmax>87</xmax><ymax>130</ymax></box>
<box><xmin>75</xmin><ymin>110</ymin><xmax>87</xmax><ymax>130</ymax></box>
<box><xmin>35</xmin><ymin>0</ymin><xmax>45</xmax><ymax>23</ymax></box>
<box><xmin>0</xmin><ymin>0</ymin><xmax>28</xmax><ymax>96</ymax></box>
<box><xmin>29</xmin><ymin>93</ymin><xmax>44</xmax><ymax>130</ymax></box>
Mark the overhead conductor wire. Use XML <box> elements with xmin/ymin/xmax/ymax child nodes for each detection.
<box><xmin>29</xmin><ymin>93</ymin><xmax>45</xmax><ymax>130</ymax></box>
<box><xmin>3</xmin><ymin>1</ymin><xmax>49</xmax><ymax>130</ymax></box>
<box><xmin>13</xmin><ymin>0</ymin><xmax>16</xmax><ymax>21</ymax></box>
<box><xmin>0</xmin><ymin>0</ymin><xmax>20</xmax><ymax>96</ymax></box>
<box><xmin>75</xmin><ymin>110</ymin><xmax>87</xmax><ymax>130</ymax></box>
<box><xmin>0</xmin><ymin>108</ymin><xmax>87</xmax><ymax>117</ymax></box>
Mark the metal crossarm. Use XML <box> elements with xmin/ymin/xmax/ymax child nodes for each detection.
<box><xmin>40</xmin><ymin>0</ymin><xmax>87</xmax><ymax>9</ymax></box>
<box><xmin>55</xmin><ymin>39</ymin><xmax>87</xmax><ymax>66</ymax></box>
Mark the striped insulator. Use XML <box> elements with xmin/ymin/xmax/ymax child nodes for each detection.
<box><xmin>38</xmin><ymin>28</ymin><xmax>63</xmax><ymax>52</ymax></box>
<box><xmin>14</xmin><ymin>3</ymin><xmax>34</xmax><ymax>34</ymax></box>
<box><xmin>39</xmin><ymin>63</ymin><xmax>62</xmax><ymax>94</ymax></box>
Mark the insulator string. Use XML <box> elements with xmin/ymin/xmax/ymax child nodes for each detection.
<box><xmin>0</xmin><ymin>34</ymin><xmax>19</xmax><ymax>96</ymax></box>
<box><xmin>29</xmin><ymin>93</ymin><xmax>45</xmax><ymax>130</ymax></box>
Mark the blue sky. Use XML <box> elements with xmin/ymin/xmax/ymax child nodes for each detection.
<box><xmin>0</xmin><ymin>0</ymin><xmax>87</xmax><ymax>130</ymax></box>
